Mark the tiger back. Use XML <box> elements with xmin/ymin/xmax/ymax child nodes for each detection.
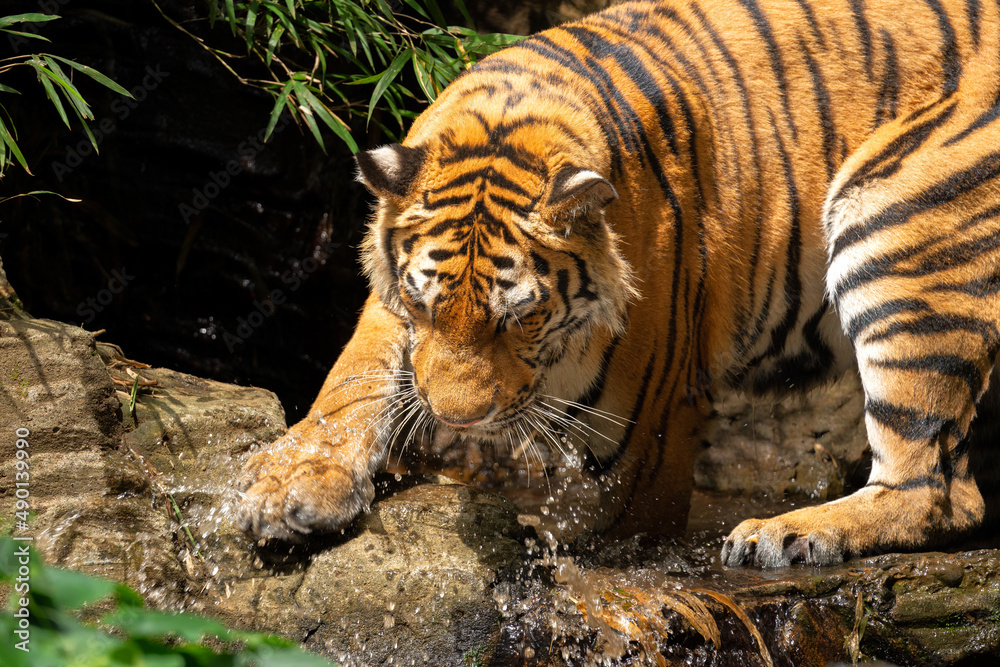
<box><xmin>238</xmin><ymin>0</ymin><xmax>1000</xmax><ymax>566</ymax></box>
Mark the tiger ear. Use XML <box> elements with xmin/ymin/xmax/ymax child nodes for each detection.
<box><xmin>355</xmin><ymin>144</ymin><xmax>425</xmax><ymax>198</ymax></box>
<box><xmin>547</xmin><ymin>167</ymin><xmax>618</xmax><ymax>212</ymax></box>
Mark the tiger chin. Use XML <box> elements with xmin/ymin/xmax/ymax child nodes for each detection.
<box><xmin>237</xmin><ymin>0</ymin><xmax>1000</xmax><ymax>567</ymax></box>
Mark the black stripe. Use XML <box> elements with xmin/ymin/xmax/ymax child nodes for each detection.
<box><xmin>518</xmin><ymin>35</ymin><xmax>636</xmax><ymax>171</ymax></box>
<box><xmin>792</xmin><ymin>0</ymin><xmax>826</xmax><ymax>48</ymax></box>
<box><xmin>873</xmin><ymin>354</ymin><xmax>984</xmax><ymax>397</ymax></box>
<box><xmin>530</xmin><ymin>250</ymin><xmax>550</xmax><ymax>276</ymax></box>
<box><xmin>942</xmin><ymin>96</ymin><xmax>1000</xmax><ymax>147</ymax></box>
<box><xmin>738</xmin><ymin>0</ymin><xmax>799</xmax><ymax>140</ymax></box>
<box><xmin>799</xmin><ymin>36</ymin><xmax>836</xmax><ymax>181</ymax></box>
<box><xmin>563</xmin><ymin>25</ymin><xmax>681</xmax><ymax>158</ymax></box>
<box><xmin>593</xmin><ymin>15</ymin><xmax>708</xmax><ymax>206</ymax></box>
<box><xmin>689</xmin><ymin>3</ymin><xmax>765</xmax><ymax>339</ymax></box>
<box><xmin>869</xmin><ymin>476</ymin><xmax>947</xmax><ymax>491</ymax></box>
<box><xmin>874</xmin><ymin>30</ymin><xmax>899</xmax><ymax>127</ymax></box>
<box><xmin>845</xmin><ymin>298</ymin><xmax>931</xmax><ymax>341</ymax></box>
<box><xmin>570</xmin><ymin>336</ymin><xmax>621</xmax><ymax>414</ymax></box>
<box><xmin>965</xmin><ymin>0</ymin><xmax>982</xmax><ymax>47</ymax></box>
<box><xmin>848</xmin><ymin>0</ymin><xmax>875</xmax><ymax>79</ymax></box>
<box><xmin>865</xmin><ymin>312</ymin><xmax>999</xmax><ymax>346</ymax></box>
<box><xmin>923</xmin><ymin>0</ymin><xmax>962</xmax><ymax>96</ymax></box>
<box><xmin>833</xmin><ymin>102</ymin><xmax>956</xmax><ymax>202</ymax></box>
<box><xmin>833</xmin><ymin>204</ymin><xmax>1000</xmax><ymax>296</ymax></box>
<box><xmin>831</xmin><ymin>148</ymin><xmax>1000</xmax><ymax>260</ymax></box>
<box><xmin>756</xmin><ymin>112</ymin><xmax>802</xmax><ymax>361</ymax></box>
<box><xmin>866</xmin><ymin>399</ymin><xmax>962</xmax><ymax>442</ymax></box>
<box><xmin>929</xmin><ymin>268</ymin><xmax>1000</xmax><ymax>297</ymax></box>
<box><xmin>587</xmin><ymin>352</ymin><xmax>655</xmax><ymax>472</ymax></box>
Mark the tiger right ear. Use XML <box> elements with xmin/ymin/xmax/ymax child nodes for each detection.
<box><xmin>547</xmin><ymin>167</ymin><xmax>618</xmax><ymax>212</ymax></box>
<box><xmin>355</xmin><ymin>144</ymin><xmax>425</xmax><ymax>198</ymax></box>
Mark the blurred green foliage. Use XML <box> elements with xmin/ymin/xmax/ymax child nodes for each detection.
<box><xmin>0</xmin><ymin>538</ymin><xmax>336</xmax><ymax>666</ymax></box>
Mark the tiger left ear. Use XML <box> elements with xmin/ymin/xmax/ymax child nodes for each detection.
<box><xmin>355</xmin><ymin>144</ymin><xmax>425</xmax><ymax>198</ymax></box>
<box><xmin>547</xmin><ymin>167</ymin><xmax>618</xmax><ymax>211</ymax></box>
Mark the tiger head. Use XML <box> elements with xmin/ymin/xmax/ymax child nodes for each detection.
<box><xmin>355</xmin><ymin>127</ymin><xmax>637</xmax><ymax>446</ymax></box>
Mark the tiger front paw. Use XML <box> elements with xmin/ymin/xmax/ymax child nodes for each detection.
<box><xmin>720</xmin><ymin>482</ymin><xmax>985</xmax><ymax>568</ymax></box>
<box><xmin>721</xmin><ymin>516</ymin><xmax>847</xmax><ymax>567</ymax></box>
<box><xmin>235</xmin><ymin>436</ymin><xmax>375</xmax><ymax>542</ymax></box>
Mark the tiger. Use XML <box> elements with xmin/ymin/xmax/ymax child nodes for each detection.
<box><xmin>236</xmin><ymin>0</ymin><xmax>1000</xmax><ymax>567</ymax></box>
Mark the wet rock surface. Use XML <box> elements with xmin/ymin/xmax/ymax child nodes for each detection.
<box><xmin>2</xmin><ymin>259</ymin><xmax>999</xmax><ymax>665</ymax></box>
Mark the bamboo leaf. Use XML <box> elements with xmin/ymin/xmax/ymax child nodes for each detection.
<box><xmin>224</xmin><ymin>0</ymin><xmax>237</xmax><ymax>34</ymax></box>
<box><xmin>0</xmin><ymin>28</ymin><xmax>50</xmax><ymax>42</ymax></box>
<box><xmin>0</xmin><ymin>13</ymin><xmax>59</xmax><ymax>28</ymax></box>
<box><xmin>289</xmin><ymin>81</ymin><xmax>324</xmax><ymax>151</ymax></box>
<box><xmin>412</xmin><ymin>52</ymin><xmax>436</xmax><ymax>101</ymax></box>
<box><xmin>34</xmin><ymin>66</ymin><xmax>71</xmax><ymax>128</ymax></box>
<box><xmin>265</xmin><ymin>24</ymin><xmax>284</xmax><ymax>64</ymax></box>
<box><xmin>452</xmin><ymin>0</ymin><xmax>476</xmax><ymax>29</ymax></box>
<box><xmin>49</xmin><ymin>54</ymin><xmax>133</xmax><ymax>98</ymax></box>
<box><xmin>0</xmin><ymin>117</ymin><xmax>30</xmax><ymax>174</ymax></box>
<box><xmin>245</xmin><ymin>0</ymin><xmax>260</xmax><ymax>51</ymax></box>
<box><xmin>299</xmin><ymin>86</ymin><xmax>357</xmax><ymax>153</ymax></box>
<box><xmin>0</xmin><ymin>190</ymin><xmax>82</xmax><ymax>205</ymax></box>
<box><xmin>367</xmin><ymin>48</ymin><xmax>410</xmax><ymax>126</ymax></box>
<box><xmin>41</xmin><ymin>56</ymin><xmax>92</xmax><ymax>109</ymax></box>
<box><xmin>264</xmin><ymin>80</ymin><xmax>294</xmax><ymax>140</ymax></box>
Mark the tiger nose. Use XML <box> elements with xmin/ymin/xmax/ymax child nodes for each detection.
<box><xmin>423</xmin><ymin>396</ymin><xmax>494</xmax><ymax>428</ymax></box>
<box><xmin>435</xmin><ymin>413</ymin><xmax>486</xmax><ymax>428</ymax></box>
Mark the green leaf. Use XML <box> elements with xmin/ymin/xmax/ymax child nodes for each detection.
<box><xmin>245</xmin><ymin>0</ymin><xmax>261</xmax><ymax>51</ymax></box>
<box><xmin>399</xmin><ymin>0</ymin><xmax>431</xmax><ymax>20</ymax></box>
<box><xmin>103</xmin><ymin>608</ymin><xmax>232</xmax><ymax>643</ymax></box>
<box><xmin>0</xmin><ymin>117</ymin><xmax>29</xmax><ymax>174</ymax></box>
<box><xmin>0</xmin><ymin>83</ymin><xmax>20</xmax><ymax>94</ymax></box>
<box><xmin>224</xmin><ymin>0</ymin><xmax>237</xmax><ymax>34</ymax></box>
<box><xmin>33</xmin><ymin>66</ymin><xmax>70</xmax><ymax>128</ymax></box>
<box><xmin>264</xmin><ymin>80</ymin><xmax>294</xmax><ymax>140</ymax></box>
<box><xmin>0</xmin><ymin>29</ymin><xmax>50</xmax><ymax>42</ymax></box>
<box><xmin>265</xmin><ymin>23</ymin><xmax>284</xmax><ymax>64</ymax></box>
<box><xmin>41</xmin><ymin>56</ymin><xmax>93</xmax><ymax>114</ymax></box>
<box><xmin>0</xmin><ymin>13</ymin><xmax>60</xmax><ymax>28</ymax></box>
<box><xmin>49</xmin><ymin>54</ymin><xmax>133</xmax><ymax>98</ymax></box>
<box><xmin>289</xmin><ymin>81</ymin><xmax>325</xmax><ymax>151</ymax></box>
<box><xmin>240</xmin><ymin>645</ymin><xmax>336</xmax><ymax>666</ymax></box>
<box><xmin>452</xmin><ymin>0</ymin><xmax>476</xmax><ymax>29</ymax></box>
<box><xmin>299</xmin><ymin>86</ymin><xmax>357</xmax><ymax>153</ymax></box>
<box><xmin>412</xmin><ymin>52</ymin><xmax>436</xmax><ymax>101</ymax></box>
<box><xmin>367</xmin><ymin>48</ymin><xmax>410</xmax><ymax>126</ymax></box>
<box><xmin>38</xmin><ymin>566</ymin><xmax>117</xmax><ymax>609</ymax></box>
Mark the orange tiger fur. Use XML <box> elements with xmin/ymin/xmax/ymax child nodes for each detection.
<box><xmin>238</xmin><ymin>0</ymin><xmax>1000</xmax><ymax>566</ymax></box>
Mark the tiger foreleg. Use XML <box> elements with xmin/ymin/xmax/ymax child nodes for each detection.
<box><xmin>724</xmin><ymin>154</ymin><xmax>999</xmax><ymax>565</ymax></box>
<box><xmin>236</xmin><ymin>294</ymin><xmax>408</xmax><ymax>541</ymax></box>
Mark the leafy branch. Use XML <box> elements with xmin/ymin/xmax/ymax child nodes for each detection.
<box><xmin>157</xmin><ymin>0</ymin><xmax>523</xmax><ymax>153</ymax></box>
<box><xmin>0</xmin><ymin>13</ymin><xmax>132</xmax><ymax>177</ymax></box>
